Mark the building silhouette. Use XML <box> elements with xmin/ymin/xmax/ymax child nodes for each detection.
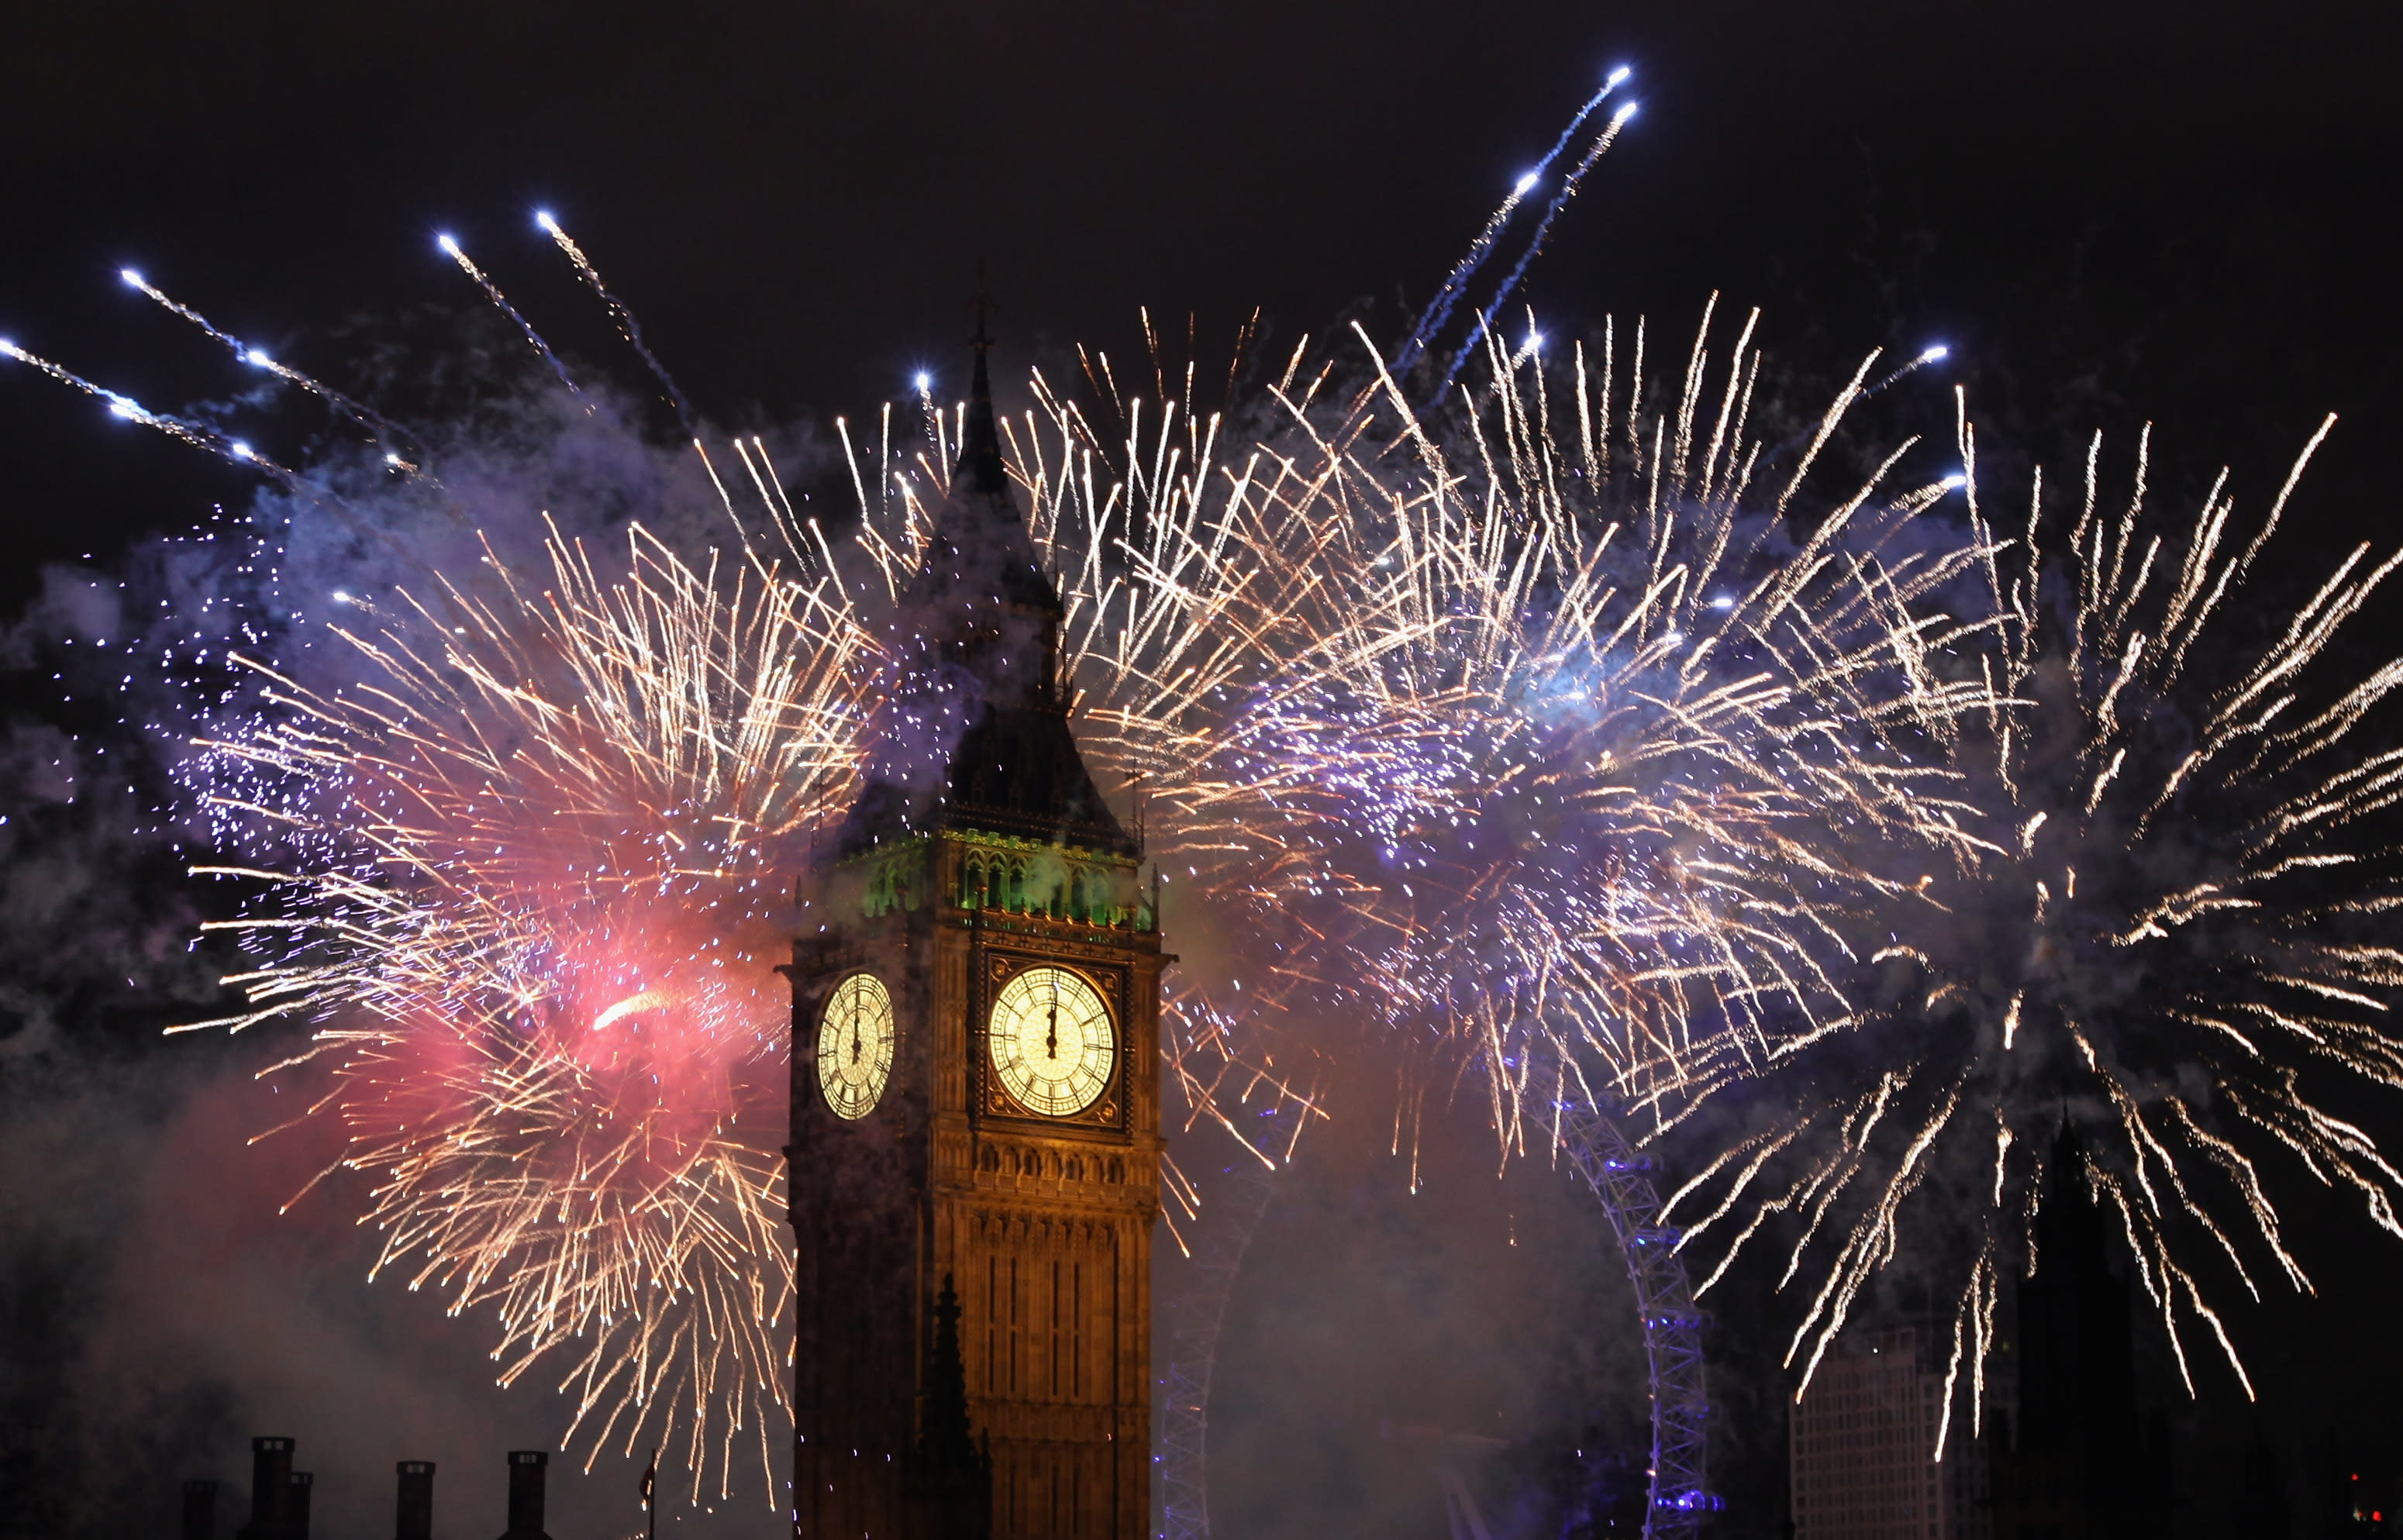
<box><xmin>787</xmin><ymin>331</ymin><xmax>1163</xmax><ymax>1540</ymax></box>
<box><xmin>178</xmin><ymin>1442</ymin><xmax>548</xmax><ymax>1540</ymax></box>
<box><xmin>2230</xmin><ymin>1431</ymin><xmax>2289</xmax><ymax>1540</ymax></box>
<box><xmin>229</xmin><ymin>1438</ymin><xmax>309</xmax><ymax>1540</ymax></box>
<box><xmin>1985</xmin><ymin>1129</ymin><xmax>2172</xmax><ymax>1540</ymax></box>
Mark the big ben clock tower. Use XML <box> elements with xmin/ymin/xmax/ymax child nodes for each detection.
<box><xmin>788</xmin><ymin>331</ymin><xmax>1162</xmax><ymax>1540</ymax></box>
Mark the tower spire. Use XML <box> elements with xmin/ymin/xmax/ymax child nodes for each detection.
<box><xmin>836</xmin><ymin>298</ymin><xmax>1136</xmax><ymax>859</ymax></box>
<box><xmin>913</xmin><ymin>289</ymin><xmax>1052</xmax><ymax>619</ymax></box>
<box><xmin>955</xmin><ymin>304</ymin><xmax>1008</xmax><ymax>501</ymax></box>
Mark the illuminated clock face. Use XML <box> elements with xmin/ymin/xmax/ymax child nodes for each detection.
<box><xmin>988</xmin><ymin>966</ymin><xmax>1115</xmax><ymax>1118</ymax></box>
<box><xmin>816</xmin><ymin>972</ymin><xmax>895</xmax><ymax>1120</ymax></box>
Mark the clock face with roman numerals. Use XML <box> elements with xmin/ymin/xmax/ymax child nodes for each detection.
<box><xmin>816</xmin><ymin>972</ymin><xmax>895</xmax><ymax>1119</ymax></box>
<box><xmin>988</xmin><ymin>966</ymin><xmax>1115</xmax><ymax>1118</ymax></box>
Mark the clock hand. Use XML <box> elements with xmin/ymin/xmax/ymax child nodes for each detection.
<box><xmin>1046</xmin><ymin>1001</ymin><xmax>1060</xmax><ymax>1061</ymax></box>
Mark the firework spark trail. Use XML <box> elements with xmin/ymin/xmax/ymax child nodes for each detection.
<box><xmin>1441</xmin><ymin>96</ymin><xmax>1640</xmax><ymax>396</ymax></box>
<box><xmin>439</xmin><ymin>233</ymin><xmax>586</xmax><ymax>399</ymax></box>
<box><xmin>1653</xmin><ymin>399</ymin><xmax>2403</xmax><ymax>1445</ymax></box>
<box><xmin>1395</xmin><ymin>64</ymin><xmax>1633</xmax><ymax>375</ymax></box>
<box><xmin>537</xmin><ymin>211</ymin><xmax>699</xmax><ymax>434</ymax></box>
<box><xmin>117</xmin><ymin>267</ymin><xmax>423</xmax><ymax>460</ymax></box>
<box><xmin>1395</xmin><ymin>178</ymin><xmax>1539</xmax><ymax>379</ymax></box>
<box><xmin>184</xmin><ymin>519</ymin><xmax>877</xmax><ymax>1501</ymax></box>
<box><xmin>0</xmin><ymin>336</ymin><xmax>287</xmax><ymax>472</ymax></box>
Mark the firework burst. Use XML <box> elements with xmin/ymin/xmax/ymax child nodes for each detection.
<box><xmin>978</xmin><ymin>305</ymin><xmax>1984</xmax><ymax>1173</ymax></box>
<box><xmin>184</xmin><ymin>520</ymin><xmax>871</xmax><ymax>1499</ymax></box>
<box><xmin>1658</xmin><ymin>403</ymin><xmax>2403</xmax><ymax>1442</ymax></box>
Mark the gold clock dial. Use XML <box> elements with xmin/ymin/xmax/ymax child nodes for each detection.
<box><xmin>988</xmin><ymin>966</ymin><xmax>1115</xmax><ymax>1118</ymax></box>
<box><xmin>816</xmin><ymin>972</ymin><xmax>895</xmax><ymax>1120</ymax></box>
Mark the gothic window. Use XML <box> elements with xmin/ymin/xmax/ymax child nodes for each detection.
<box><xmin>1050</xmin><ymin>1259</ymin><xmax>1064</xmax><ymax>1399</ymax></box>
<box><xmin>963</xmin><ymin>856</ymin><xmax>984</xmax><ymax>908</ymax></box>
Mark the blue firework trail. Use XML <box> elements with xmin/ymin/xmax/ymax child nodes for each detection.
<box><xmin>538</xmin><ymin>209</ymin><xmax>701</xmax><ymax>436</ymax></box>
<box><xmin>438</xmin><ymin>230</ymin><xmax>587</xmax><ymax>398</ymax></box>
<box><xmin>1439</xmin><ymin>94</ymin><xmax>1640</xmax><ymax>397</ymax></box>
<box><xmin>1394</xmin><ymin>64</ymin><xmax>1632</xmax><ymax>376</ymax></box>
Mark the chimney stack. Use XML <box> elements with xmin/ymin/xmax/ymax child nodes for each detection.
<box><xmin>498</xmin><ymin>1450</ymin><xmax>553</xmax><ymax>1540</ymax></box>
<box><xmin>236</xmin><ymin>1438</ymin><xmax>295</xmax><ymax>1540</ymax></box>
<box><xmin>287</xmin><ymin>1473</ymin><xmax>312</xmax><ymax>1540</ymax></box>
<box><xmin>181</xmin><ymin>1477</ymin><xmax>218</xmax><ymax>1540</ymax></box>
<box><xmin>395</xmin><ymin>1461</ymin><xmax>435</xmax><ymax>1540</ymax></box>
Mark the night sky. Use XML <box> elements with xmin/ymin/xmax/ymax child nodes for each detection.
<box><xmin>2</xmin><ymin>3</ymin><xmax>2399</xmax><ymax>1537</ymax></box>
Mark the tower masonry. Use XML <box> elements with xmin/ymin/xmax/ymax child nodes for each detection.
<box><xmin>787</xmin><ymin>334</ymin><xmax>1163</xmax><ymax>1540</ymax></box>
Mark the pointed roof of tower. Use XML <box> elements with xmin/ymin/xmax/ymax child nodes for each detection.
<box><xmin>954</xmin><ymin>311</ymin><xmax>1009</xmax><ymax>497</ymax></box>
<box><xmin>913</xmin><ymin>329</ymin><xmax>1061</xmax><ymax>618</ymax></box>
<box><xmin>834</xmin><ymin>327</ymin><xmax>1138</xmax><ymax>860</ymax></box>
<box><xmin>902</xmin><ymin>1275</ymin><xmax>993</xmax><ymax>1538</ymax></box>
<box><xmin>918</xmin><ymin>1274</ymin><xmax>984</xmax><ymax>1476</ymax></box>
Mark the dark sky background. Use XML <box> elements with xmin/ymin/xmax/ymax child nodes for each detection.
<box><xmin>2</xmin><ymin>2</ymin><xmax>2400</xmax><ymax>1538</ymax></box>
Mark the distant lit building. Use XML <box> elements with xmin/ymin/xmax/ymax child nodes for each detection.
<box><xmin>1789</xmin><ymin>1321</ymin><xmax>1990</xmax><ymax>1540</ymax></box>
